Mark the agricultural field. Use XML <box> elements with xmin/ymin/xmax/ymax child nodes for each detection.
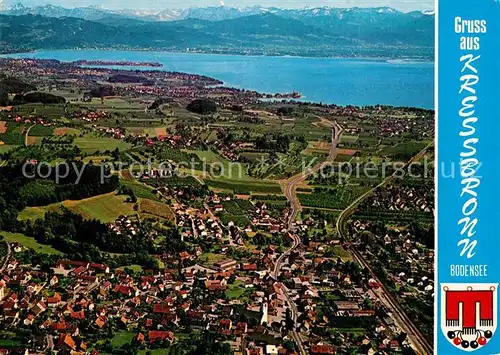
<box><xmin>74</xmin><ymin>132</ymin><xmax>132</xmax><ymax>153</ymax></box>
<box><xmin>340</xmin><ymin>134</ymin><xmax>359</xmax><ymax>143</ymax></box>
<box><xmin>156</xmin><ymin>147</ymin><xmax>201</xmax><ymax>165</ymax></box>
<box><xmin>0</xmin><ymin>122</ymin><xmax>25</xmax><ymax>145</ymax></box>
<box><xmin>303</xmin><ymin>140</ymin><xmax>331</xmax><ymax>155</ymax></box>
<box><xmin>205</xmin><ymin>179</ymin><xmax>282</xmax><ymax>195</ymax></box>
<box><xmin>0</xmin><ymin>144</ymin><xmax>19</xmax><ymax>153</ymax></box>
<box><xmin>18</xmin><ymin>192</ymin><xmax>136</xmax><ymax>223</ymax></box>
<box><xmin>239</xmin><ymin>152</ymin><xmax>269</xmax><ymax>163</ymax></box>
<box><xmin>139</xmin><ymin>198</ymin><xmax>175</xmax><ymax>221</ymax></box>
<box><xmin>299</xmin><ymin>186</ymin><xmax>369</xmax><ymax>210</ymax></box>
<box><xmin>334</xmin><ymin>154</ymin><xmax>353</xmax><ymax>162</ymax></box>
<box><xmin>12</xmin><ymin>103</ymin><xmax>75</xmax><ymax>119</ymax></box>
<box><xmin>28</xmin><ymin>124</ymin><xmax>54</xmax><ymax>137</ymax></box>
<box><xmin>216</xmin><ymin>198</ymin><xmax>254</xmax><ymax>227</ymax></box>
<box><xmin>379</xmin><ymin>141</ymin><xmax>429</xmax><ymax>159</ymax></box>
<box><xmin>221</xmin><ymin>199</ymin><xmax>251</xmax><ymax>215</ymax></box>
<box><xmin>186</xmin><ymin>149</ymin><xmax>221</xmax><ymax>164</ymax></box>
<box><xmin>54</xmin><ymin>127</ymin><xmax>81</xmax><ymax>136</ymax></box>
<box><xmin>154</xmin><ymin>127</ymin><xmax>168</xmax><ymax>137</ymax></box>
<box><xmin>140</xmin><ymin>175</ymin><xmax>201</xmax><ymax>189</ymax></box>
<box><xmin>250</xmin><ymin>153</ymin><xmax>323</xmax><ymax>179</ymax></box>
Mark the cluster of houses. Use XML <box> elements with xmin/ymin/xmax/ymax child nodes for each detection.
<box><xmin>74</xmin><ymin>111</ymin><xmax>107</xmax><ymax>123</ymax></box>
<box><xmin>361</xmin><ymin>184</ymin><xmax>434</xmax><ymax>214</ymax></box>
<box><xmin>108</xmin><ymin>215</ymin><xmax>140</xmax><ymax>236</ymax></box>
<box><xmin>351</xmin><ymin>219</ymin><xmax>434</xmax><ymax>295</ymax></box>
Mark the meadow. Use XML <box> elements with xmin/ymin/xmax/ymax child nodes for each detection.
<box><xmin>1</xmin><ymin>232</ymin><xmax>63</xmax><ymax>255</ymax></box>
<box><xmin>18</xmin><ymin>192</ymin><xmax>136</xmax><ymax>223</ymax></box>
<box><xmin>75</xmin><ymin>132</ymin><xmax>132</xmax><ymax>153</ymax></box>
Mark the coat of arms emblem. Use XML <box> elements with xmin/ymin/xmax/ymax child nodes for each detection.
<box><xmin>442</xmin><ymin>283</ymin><xmax>498</xmax><ymax>351</ymax></box>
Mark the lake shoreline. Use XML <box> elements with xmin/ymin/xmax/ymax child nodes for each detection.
<box><xmin>0</xmin><ymin>48</ymin><xmax>435</xmax><ymax>63</ymax></box>
<box><xmin>1</xmin><ymin>49</ymin><xmax>434</xmax><ymax>109</ymax></box>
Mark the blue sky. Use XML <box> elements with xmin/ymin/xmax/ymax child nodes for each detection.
<box><xmin>2</xmin><ymin>0</ymin><xmax>435</xmax><ymax>12</ymax></box>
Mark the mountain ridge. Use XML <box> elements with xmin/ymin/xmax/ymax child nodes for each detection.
<box><xmin>1</xmin><ymin>3</ymin><xmax>435</xmax><ymax>22</ymax></box>
<box><xmin>0</xmin><ymin>5</ymin><xmax>434</xmax><ymax>59</ymax></box>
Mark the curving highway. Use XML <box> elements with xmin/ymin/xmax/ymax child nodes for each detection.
<box><xmin>274</xmin><ymin>119</ymin><xmax>343</xmax><ymax>355</ymax></box>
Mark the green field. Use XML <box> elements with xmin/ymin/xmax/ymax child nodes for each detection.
<box><xmin>28</xmin><ymin>125</ymin><xmax>54</xmax><ymax>137</ymax></box>
<box><xmin>111</xmin><ymin>331</ymin><xmax>136</xmax><ymax>347</ymax></box>
<box><xmin>205</xmin><ymin>179</ymin><xmax>282</xmax><ymax>195</ymax></box>
<box><xmin>1</xmin><ymin>232</ymin><xmax>63</xmax><ymax>255</ymax></box>
<box><xmin>117</xmin><ymin>264</ymin><xmax>143</xmax><ymax>273</ymax></box>
<box><xmin>379</xmin><ymin>141</ymin><xmax>428</xmax><ymax>159</ymax></box>
<box><xmin>198</xmin><ymin>253</ymin><xmax>227</xmax><ymax>268</ymax></box>
<box><xmin>327</xmin><ymin>245</ymin><xmax>352</xmax><ymax>261</ymax></box>
<box><xmin>120</xmin><ymin>179</ymin><xmax>161</xmax><ymax>201</ymax></box>
<box><xmin>299</xmin><ymin>186</ymin><xmax>369</xmax><ymax>210</ymax></box>
<box><xmin>226</xmin><ymin>280</ymin><xmax>247</xmax><ymax>299</ymax></box>
<box><xmin>75</xmin><ymin>132</ymin><xmax>132</xmax><ymax>153</ymax></box>
<box><xmin>18</xmin><ymin>192</ymin><xmax>136</xmax><ymax>223</ymax></box>
<box><xmin>334</xmin><ymin>154</ymin><xmax>353</xmax><ymax>162</ymax></box>
<box><xmin>0</xmin><ymin>144</ymin><xmax>20</xmax><ymax>153</ymax></box>
<box><xmin>186</xmin><ymin>149</ymin><xmax>221</xmax><ymax>164</ymax></box>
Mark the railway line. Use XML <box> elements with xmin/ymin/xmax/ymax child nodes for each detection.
<box><xmin>336</xmin><ymin>142</ymin><xmax>434</xmax><ymax>355</ymax></box>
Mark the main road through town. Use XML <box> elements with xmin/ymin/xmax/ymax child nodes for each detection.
<box><xmin>273</xmin><ymin>119</ymin><xmax>343</xmax><ymax>355</ymax></box>
<box><xmin>336</xmin><ymin>142</ymin><xmax>434</xmax><ymax>355</ymax></box>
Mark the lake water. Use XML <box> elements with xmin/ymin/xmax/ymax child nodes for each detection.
<box><xmin>2</xmin><ymin>50</ymin><xmax>434</xmax><ymax>109</ymax></box>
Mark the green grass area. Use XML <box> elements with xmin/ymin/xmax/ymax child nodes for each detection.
<box><xmin>1</xmin><ymin>232</ymin><xmax>63</xmax><ymax>255</ymax></box>
<box><xmin>334</xmin><ymin>154</ymin><xmax>353</xmax><ymax>162</ymax></box>
<box><xmin>111</xmin><ymin>331</ymin><xmax>136</xmax><ymax>347</ymax></box>
<box><xmin>157</xmin><ymin>147</ymin><xmax>202</xmax><ymax>165</ymax></box>
<box><xmin>139</xmin><ymin>199</ymin><xmax>175</xmax><ymax>221</ymax></box>
<box><xmin>0</xmin><ymin>128</ymin><xmax>25</xmax><ymax>145</ymax></box>
<box><xmin>74</xmin><ymin>97</ymin><xmax>145</xmax><ymax>111</ymax></box>
<box><xmin>327</xmin><ymin>245</ymin><xmax>352</xmax><ymax>261</ymax></box>
<box><xmin>186</xmin><ymin>149</ymin><xmax>221</xmax><ymax>164</ymax></box>
<box><xmin>75</xmin><ymin>132</ymin><xmax>132</xmax><ymax>153</ymax></box>
<box><xmin>18</xmin><ymin>192</ymin><xmax>136</xmax><ymax>223</ymax></box>
<box><xmin>239</xmin><ymin>152</ymin><xmax>269</xmax><ymax>163</ymax></box>
<box><xmin>216</xmin><ymin>198</ymin><xmax>253</xmax><ymax>227</ymax></box>
<box><xmin>117</xmin><ymin>265</ymin><xmax>143</xmax><ymax>273</ymax></box>
<box><xmin>120</xmin><ymin>179</ymin><xmax>161</xmax><ymax>201</ymax></box>
<box><xmin>69</xmin><ymin>193</ymin><xmax>136</xmax><ymax>222</ymax></box>
<box><xmin>12</xmin><ymin>103</ymin><xmax>75</xmax><ymax>119</ymax></box>
<box><xmin>82</xmin><ymin>155</ymin><xmax>113</xmax><ymax>164</ymax></box>
<box><xmin>0</xmin><ymin>144</ymin><xmax>20</xmax><ymax>153</ymax></box>
<box><xmin>65</xmin><ymin>127</ymin><xmax>81</xmax><ymax>135</ymax></box>
<box><xmin>138</xmin><ymin>350</ymin><xmax>171</xmax><ymax>355</ymax></box>
<box><xmin>340</xmin><ymin>135</ymin><xmax>359</xmax><ymax>143</ymax></box>
<box><xmin>28</xmin><ymin>125</ymin><xmax>54</xmax><ymax>137</ymax></box>
<box><xmin>181</xmin><ymin>149</ymin><xmax>255</xmax><ymax>181</ymax></box>
<box><xmin>198</xmin><ymin>253</ymin><xmax>227</xmax><ymax>268</ymax></box>
<box><xmin>299</xmin><ymin>186</ymin><xmax>369</xmax><ymax>210</ymax></box>
<box><xmin>226</xmin><ymin>280</ymin><xmax>247</xmax><ymax>299</ymax></box>
<box><xmin>206</xmin><ymin>179</ymin><xmax>282</xmax><ymax>195</ymax></box>
<box><xmin>0</xmin><ymin>338</ymin><xmax>23</xmax><ymax>348</ymax></box>
<box><xmin>379</xmin><ymin>141</ymin><xmax>428</xmax><ymax>159</ymax></box>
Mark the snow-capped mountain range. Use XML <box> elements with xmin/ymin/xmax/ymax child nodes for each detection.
<box><xmin>1</xmin><ymin>3</ymin><xmax>435</xmax><ymax>22</ymax></box>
